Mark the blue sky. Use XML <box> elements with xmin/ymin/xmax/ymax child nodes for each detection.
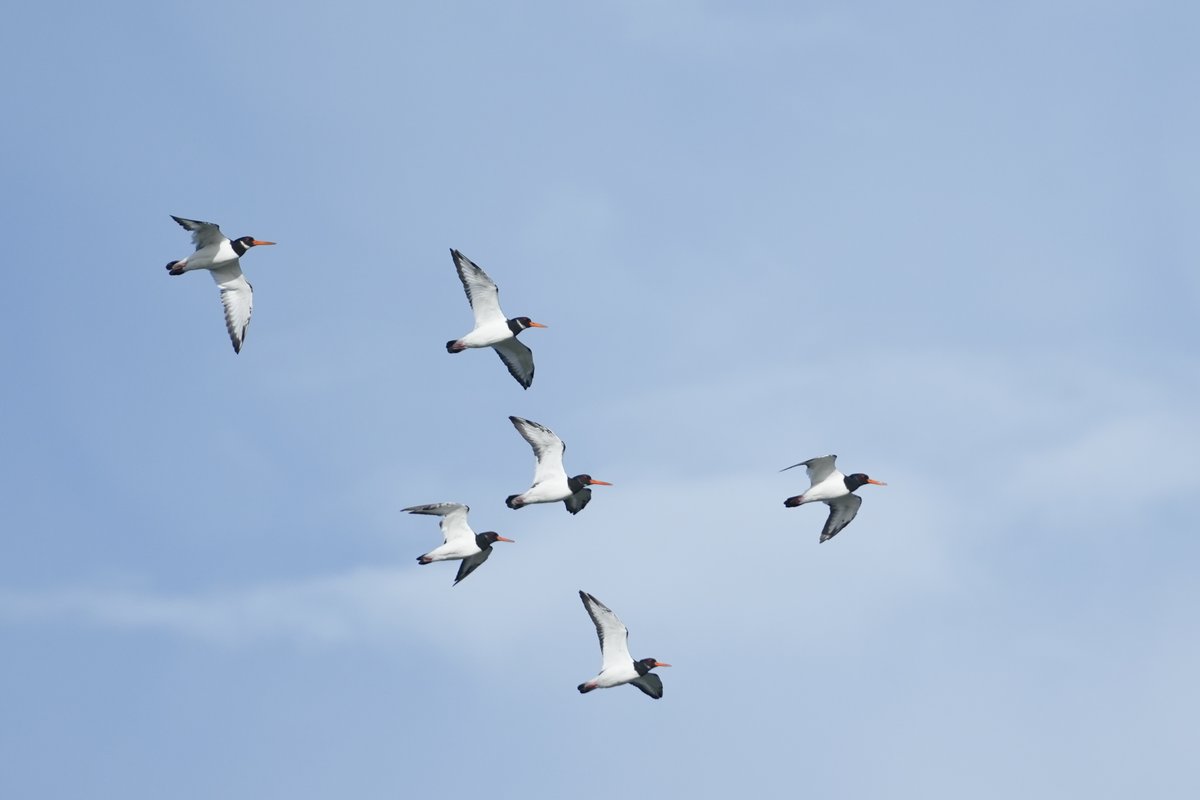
<box><xmin>2</xmin><ymin>1</ymin><xmax>1198</xmax><ymax>797</ymax></box>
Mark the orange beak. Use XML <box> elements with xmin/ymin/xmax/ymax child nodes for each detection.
<box><xmin>251</xmin><ymin>240</ymin><xmax>277</xmax><ymax>246</ymax></box>
<box><xmin>867</xmin><ymin>479</ymin><xmax>887</xmax><ymax>486</ymax></box>
<box><xmin>528</xmin><ymin>321</ymin><xmax>548</xmax><ymax>328</ymax></box>
<box><xmin>654</xmin><ymin>662</ymin><xmax>672</xmax><ymax>668</ymax></box>
<box><xmin>496</xmin><ymin>536</ymin><xmax>516</xmax><ymax>543</ymax></box>
<box><xmin>588</xmin><ymin>479</ymin><xmax>613</xmax><ymax>486</ymax></box>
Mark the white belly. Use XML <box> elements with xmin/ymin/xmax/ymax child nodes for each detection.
<box><xmin>183</xmin><ymin>241</ymin><xmax>239</xmax><ymax>272</ymax></box>
<box><xmin>594</xmin><ymin>663</ymin><xmax>639</xmax><ymax>688</ymax></box>
<box><xmin>459</xmin><ymin>320</ymin><xmax>513</xmax><ymax>348</ymax></box>
<box><xmin>423</xmin><ymin>541</ymin><xmax>480</xmax><ymax>562</ymax></box>
<box><xmin>802</xmin><ymin>475</ymin><xmax>849</xmax><ymax>503</ymax></box>
<box><xmin>520</xmin><ymin>478</ymin><xmax>572</xmax><ymax>505</ymax></box>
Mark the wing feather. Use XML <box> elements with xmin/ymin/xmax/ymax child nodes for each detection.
<box><xmin>402</xmin><ymin>503</ymin><xmax>474</xmax><ymax>545</ymax></box>
<box><xmin>453</xmin><ymin>549</ymin><xmax>492</xmax><ymax>585</ymax></box>
<box><xmin>629</xmin><ymin>674</ymin><xmax>664</xmax><ymax>699</ymax></box>
<box><xmin>451</xmin><ymin>249</ymin><xmax>506</xmax><ymax>327</ymax></box>
<box><xmin>564</xmin><ymin>488</ymin><xmax>592</xmax><ymax>515</ymax></box>
<box><xmin>492</xmin><ymin>338</ymin><xmax>535</xmax><ymax>389</ymax></box>
<box><xmin>820</xmin><ymin>493</ymin><xmax>862</xmax><ymax>542</ymax></box>
<box><xmin>781</xmin><ymin>455</ymin><xmax>838</xmax><ymax>488</ymax></box>
<box><xmin>211</xmin><ymin>262</ymin><xmax>252</xmax><ymax>354</ymax></box>
<box><xmin>171</xmin><ymin>215</ymin><xmax>226</xmax><ymax>250</ymax></box>
<box><xmin>579</xmin><ymin>591</ymin><xmax>632</xmax><ymax>672</ymax></box>
<box><xmin>510</xmin><ymin>416</ymin><xmax>567</xmax><ymax>486</ymax></box>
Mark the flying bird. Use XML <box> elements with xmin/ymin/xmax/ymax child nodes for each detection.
<box><xmin>577</xmin><ymin>591</ymin><xmax>670</xmax><ymax>699</ymax></box>
<box><xmin>403</xmin><ymin>503</ymin><xmax>515</xmax><ymax>585</ymax></box>
<box><xmin>782</xmin><ymin>455</ymin><xmax>886</xmax><ymax>542</ymax></box>
<box><xmin>164</xmin><ymin>215</ymin><xmax>275</xmax><ymax>353</ymax></box>
<box><xmin>505</xmin><ymin>416</ymin><xmax>611</xmax><ymax>514</ymax></box>
<box><xmin>445</xmin><ymin>249</ymin><xmax>547</xmax><ymax>389</ymax></box>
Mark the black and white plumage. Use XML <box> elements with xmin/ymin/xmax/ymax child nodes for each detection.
<box><xmin>444</xmin><ymin>249</ymin><xmax>546</xmax><ymax>389</ymax></box>
<box><xmin>164</xmin><ymin>215</ymin><xmax>275</xmax><ymax>354</ymax></box>
<box><xmin>782</xmin><ymin>455</ymin><xmax>886</xmax><ymax>542</ymax></box>
<box><xmin>404</xmin><ymin>503</ymin><xmax>515</xmax><ymax>585</ymax></box>
<box><xmin>577</xmin><ymin>591</ymin><xmax>670</xmax><ymax>699</ymax></box>
<box><xmin>504</xmin><ymin>416</ymin><xmax>611</xmax><ymax>514</ymax></box>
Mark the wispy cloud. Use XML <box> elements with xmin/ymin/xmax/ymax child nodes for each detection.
<box><xmin>0</xmin><ymin>568</ymin><xmax>445</xmax><ymax>648</ymax></box>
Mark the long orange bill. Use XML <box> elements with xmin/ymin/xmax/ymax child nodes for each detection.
<box><xmin>867</xmin><ymin>479</ymin><xmax>887</xmax><ymax>486</ymax></box>
<box><xmin>496</xmin><ymin>536</ymin><xmax>516</xmax><ymax>543</ymax></box>
<box><xmin>654</xmin><ymin>662</ymin><xmax>672</xmax><ymax>668</ymax></box>
<box><xmin>252</xmin><ymin>240</ymin><xmax>277</xmax><ymax>246</ymax></box>
<box><xmin>528</xmin><ymin>321</ymin><xmax>548</xmax><ymax>328</ymax></box>
<box><xmin>588</xmin><ymin>479</ymin><xmax>613</xmax><ymax>486</ymax></box>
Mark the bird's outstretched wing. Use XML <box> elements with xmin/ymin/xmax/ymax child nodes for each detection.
<box><xmin>451</xmin><ymin>249</ymin><xmax>505</xmax><ymax>327</ymax></box>
<box><xmin>402</xmin><ymin>503</ymin><xmax>474</xmax><ymax>545</ymax></box>
<box><xmin>820</xmin><ymin>493</ymin><xmax>862</xmax><ymax>542</ymax></box>
<box><xmin>453</xmin><ymin>548</ymin><xmax>493</xmax><ymax>585</ymax></box>
<box><xmin>171</xmin><ymin>215</ymin><xmax>226</xmax><ymax>250</ymax></box>
<box><xmin>579</xmin><ymin>590</ymin><xmax>631</xmax><ymax>672</ymax></box>
<box><xmin>210</xmin><ymin>262</ymin><xmax>252</xmax><ymax>354</ymax></box>
<box><xmin>510</xmin><ymin>416</ymin><xmax>567</xmax><ymax>486</ymax></box>
<box><xmin>629</xmin><ymin>674</ymin><xmax>664</xmax><ymax>699</ymax></box>
<box><xmin>781</xmin><ymin>454</ymin><xmax>838</xmax><ymax>488</ymax></box>
<box><xmin>564</xmin><ymin>489</ymin><xmax>592</xmax><ymax>515</ymax></box>
<box><xmin>493</xmin><ymin>338</ymin><xmax>535</xmax><ymax>389</ymax></box>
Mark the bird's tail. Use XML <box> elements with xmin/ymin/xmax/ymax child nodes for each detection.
<box><xmin>505</xmin><ymin>495</ymin><xmax>522</xmax><ymax>509</ymax></box>
<box><xmin>416</xmin><ymin>556</ymin><xmax>432</xmax><ymax>565</ymax></box>
<box><xmin>445</xmin><ymin>340</ymin><xmax>464</xmax><ymax>353</ymax></box>
<box><xmin>784</xmin><ymin>495</ymin><xmax>804</xmax><ymax>508</ymax></box>
<box><xmin>165</xmin><ymin>260</ymin><xmax>185</xmax><ymax>275</ymax></box>
<box><xmin>577</xmin><ymin>683</ymin><xmax>596</xmax><ymax>694</ymax></box>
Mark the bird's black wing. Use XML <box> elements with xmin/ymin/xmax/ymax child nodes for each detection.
<box><xmin>493</xmin><ymin>338</ymin><xmax>535</xmax><ymax>389</ymax></box>
<box><xmin>820</xmin><ymin>493</ymin><xmax>862</xmax><ymax>543</ymax></box>
<box><xmin>629</xmin><ymin>674</ymin><xmax>664</xmax><ymax>699</ymax></box>
<box><xmin>453</xmin><ymin>548</ymin><xmax>493</xmax><ymax>585</ymax></box>
<box><xmin>564</xmin><ymin>488</ymin><xmax>592</xmax><ymax>515</ymax></box>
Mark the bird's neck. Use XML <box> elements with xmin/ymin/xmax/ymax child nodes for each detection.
<box><xmin>506</xmin><ymin>318</ymin><xmax>524</xmax><ymax>336</ymax></box>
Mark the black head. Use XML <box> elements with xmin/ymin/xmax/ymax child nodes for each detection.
<box><xmin>634</xmin><ymin>657</ymin><xmax>671</xmax><ymax>675</ymax></box>
<box><xmin>844</xmin><ymin>473</ymin><xmax>887</xmax><ymax>492</ymax></box>
<box><xmin>568</xmin><ymin>474</ymin><xmax>614</xmax><ymax>493</ymax></box>
<box><xmin>230</xmin><ymin>236</ymin><xmax>277</xmax><ymax>257</ymax></box>
<box><xmin>476</xmin><ymin>531</ymin><xmax>515</xmax><ymax>549</ymax></box>
<box><xmin>506</xmin><ymin>316</ymin><xmax>548</xmax><ymax>336</ymax></box>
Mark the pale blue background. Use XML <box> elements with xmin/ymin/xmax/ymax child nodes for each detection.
<box><xmin>2</xmin><ymin>2</ymin><xmax>1198</xmax><ymax>798</ymax></box>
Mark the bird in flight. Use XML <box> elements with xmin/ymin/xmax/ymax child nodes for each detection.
<box><xmin>445</xmin><ymin>249</ymin><xmax>546</xmax><ymax>389</ymax></box>
<box><xmin>782</xmin><ymin>454</ymin><xmax>886</xmax><ymax>542</ymax></box>
<box><xmin>577</xmin><ymin>591</ymin><xmax>670</xmax><ymax>699</ymax></box>
<box><xmin>403</xmin><ymin>503</ymin><xmax>515</xmax><ymax>586</ymax></box>
<box><xmin>164</xmin><ymin>215</ymin><xmax>275</xmax><ymax>354</ymax></box>
<box><xmin>505</xmin><ymin>416</ymin><xmax>611</xmax><ymax>514</ymax></box>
